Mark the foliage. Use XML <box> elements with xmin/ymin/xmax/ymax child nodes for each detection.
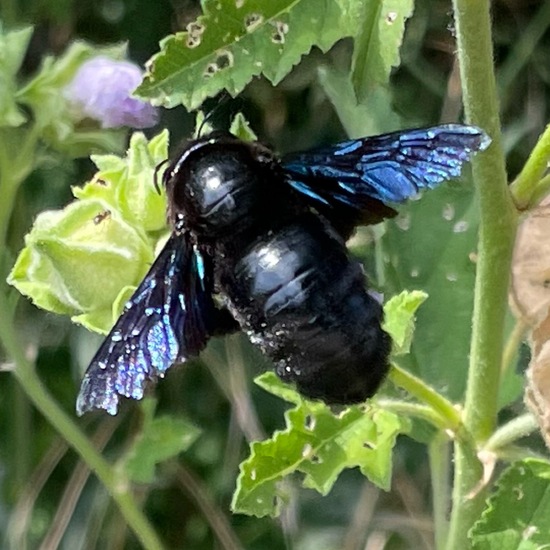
<box><xmin>470</xmin><ymin>459</ymin><xmax>550</xmax><ymax>549</ymax></box>
<box><xmin>1</xmin><ymin>1</ymin><xmax>550</xmax><ymax>550</ymax></box>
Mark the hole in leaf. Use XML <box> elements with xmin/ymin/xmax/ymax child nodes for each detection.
<box><xmin>305</xmin><ymin>414</ymin><xmax>316</xmax><ymax>430</ymax></box>
<box><xmin>244</xmin><ymin>13</ymin><xmax>263</xmax><ymax>32</ymax></box>
<box><xmin>204</xmin><ymin>63</ymin><xmax>219</xmax><ymax>78</ymax></box>
<box><xmin>215</xmin><ymin>50</ymin><xmax>234</xmax><ymax>70</ymax></box>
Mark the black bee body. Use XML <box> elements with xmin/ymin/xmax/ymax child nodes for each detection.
<box><xmin>222</xmin><ymin>212</ymin><xmax>390</xmax><ymax>403</ymax></box>
<box><xmin>164</xmin><ymin>134</ymin><xmax>390</xmax><ymax>404</ymax></box>
<box><xmin>76</xmin><ymin>125</ymin><xmax>489</xmax><ymax>415</ymax></box>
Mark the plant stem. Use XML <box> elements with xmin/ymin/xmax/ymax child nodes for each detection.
<box><xmin>0</xmin><ymin>126</ymin><xmax>39</xmax><ymax>247</ymax></box>
<box><xmin>0</xmin><ymin>291</ymin><xmax>164</xmax><ymax>550</ymax></box>
<box><xmin>389</xmin><ymin>363</ymin><xmax>462</xmax><ymax>433</ymax></box>
<box><xmin>375</xmin><ymin>399</ymin><xmax>448</xmax><ymax>430</ymax></box>
<box><xmin>454</xmin><ymin>0</ymin><xmax>516</xmax><ymax>441</ymax></box>
<box><xmin>429</xmin><ymin>433</ymin><xmax>451</xmax><ymax>550</ymax></box>
<box><xmin>501</xmin><ymin>319</ymin><xmax>527</xmax><ymax>376</ymax></box>
<box><xmin>447</xmin><ymin>1</ymin><xmax>517</xmax><ymax>548</ymax></box>
<box><xmin>484</xmin><ymin>413</ymin><xmax>539</xmax><ymax>454</ymax></box>
<box><xmin>510</xmin><ymin>123</ymin><xmax>550</xmax><ymax>209</ymax></box>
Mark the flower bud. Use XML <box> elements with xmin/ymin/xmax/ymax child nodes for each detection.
<box><xmin>74</xmin><ymin>130</ymin><xmax>169</xmax><ymax>232</ymax></box>
<box><xmin>8</xmin><ymin>199</ymin><xmax>154</xmax><ymax>332</ymax></box>
<box><xmin>65</xmin><ymin>56</ymin><xmax>159</xmax><ymax>129</ymax></box>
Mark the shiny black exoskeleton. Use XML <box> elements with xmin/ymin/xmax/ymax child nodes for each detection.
<box><xmin>77</xmin><ymin>125</ymin><xmax>489</xmax><ymax>415</ymax></box>
<box><xmin>164</xmin><ymin>134</ymin><xmax>389</xmax><ymax>403</ymax></box>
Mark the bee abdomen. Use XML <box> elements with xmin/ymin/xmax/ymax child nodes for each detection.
<box><xmin>222</xmin><ymin>213</ymin><xmax>391</xmax><ymax>404</ymax></box>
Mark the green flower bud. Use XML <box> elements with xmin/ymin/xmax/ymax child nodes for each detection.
<box><xmin>8</xmin><ymin>199</ymin><xmax>154</xmax><ymax>333</ymax></box>
<box><xmin>74</xmin><ymin>130</ymin><xmax>169</xmax><ymax>232</ymax></box>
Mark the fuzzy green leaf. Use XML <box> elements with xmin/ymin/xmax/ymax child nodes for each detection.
<box><xmin>233</xmin><ymin>372</ymin><xmax>407</xmax><ymax>517</ymax></box>
<box><xmin>7</xmin><ymin>199</ymin><xmax>153</xmax><ymax>333</ymax></box>
<box><xmin>229</xmin><ymin>112</ymin><xmax>258</xmax><ymax>141</ymax></box>
<box><xmin>254</xmin><ymin>371</ymin><xmax>304</xmax><ymax>405</ymax></box>
<box><xmin>471</xmin><ymin>459</ymin><xmax>550</xmax><ymax>549</ymax></box>
<box><xmin>136</xmin><ymin>0</ymin><xmax>362</xmax><ymax>110</ymax></box>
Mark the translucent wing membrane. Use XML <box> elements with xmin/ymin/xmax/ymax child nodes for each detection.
<box><xmin>283</xmin><ymin>124</ymin><xmax>490</xmax><ymax>212</ymax></box>
<box><xmin>76</xmin><ymin>231</ymin><xmax>214</xmax><ymax>415</ymax></box>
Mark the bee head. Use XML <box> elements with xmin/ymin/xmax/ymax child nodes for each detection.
<box><xmin>162</xmin><ymin>133</ymin><xmax>285</xmax><ymax>236</ymax></box>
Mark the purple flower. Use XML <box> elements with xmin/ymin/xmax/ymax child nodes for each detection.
<box><xmin>65</xmin><ymin>57</ymin><xmax>158</xmax><ymax>129</ymax></box>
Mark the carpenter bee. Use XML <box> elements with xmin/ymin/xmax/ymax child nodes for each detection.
<box><xmin>77</xmin><ymin>124</ymin><xmax>490</xmax><ymax>415</ymax></box>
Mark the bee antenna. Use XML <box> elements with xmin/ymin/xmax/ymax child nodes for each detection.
<box><xmin>198</xmin><ymin>92</ymin><xmax>237</xmax><ymax>137</ymax></box>
<box><xmin>154</xmin><ymin>158</ymin><xmax>170</xmax><ymax>195</ymax></box>
<box><xmin>197</xmin><ymin>110</ymin><xmax>212</xmax><ymax>138</ymax></box>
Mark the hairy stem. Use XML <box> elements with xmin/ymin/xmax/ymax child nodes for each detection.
<box><xmin>429</xmin><ymin>434</ymin><xmax>451</xmax><ymax>550</ymax></box>
<box><xmin>447</xmin><ymin>1</ymin><xmax>517</xmax><ymax>548</ymax></box>
<box><xmin>389</xmin><ymin>363</ymin><xmax>462</xmax><ymax>434</ymax></box>
<box><xmin>484</xmin><ymin>414</ymin><xmax>539</xmax><ymax>454</ymax></box>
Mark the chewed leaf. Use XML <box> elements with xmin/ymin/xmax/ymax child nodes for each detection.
<box><xmin>136</xmin><ymin>0</ymin><xmax>361</xmax><ymax>110</ymax></box>
<box><xmin>470</xmin><ymin>459</ymin><xmax>550</xmax><ymax>549</ymax></box>
<box><xmin>231</xmin><ymin>392</ymin><xmax>407</xmax><ymax>517</ymax></box>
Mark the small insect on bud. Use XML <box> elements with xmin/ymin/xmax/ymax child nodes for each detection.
<box><xmin>65</xmin><ymin>57</ymin><xmax>159</xmax><ymax>129</ymax></box>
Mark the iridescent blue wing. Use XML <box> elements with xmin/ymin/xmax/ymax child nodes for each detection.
<box><xmin>283</xmin><ymin>124</ymin><xmax>490</xmax><ymax>216</ymax></box>
<box><xmin>76</xmin><ymin>231</ymin><xmax>215</xmax><ymax>416</ymax></box>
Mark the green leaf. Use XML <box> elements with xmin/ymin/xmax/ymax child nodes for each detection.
<box><xmin>0</xmin><ymin>23</ymin><xmax>33</xmax><ymax>127</ymax></box>
<box><xmin>136</xmin><ymin>0</ymin><xmax>362</xmax><ymax>110</ymax></box>
<box><xmin>229</xmin><ymin>112</ymin><xmax>258</xmax><ymax>141</ymax></box>
<box><xmin>318</xmin><ymin>66</ymin><xmax>401</xmax><ymax>138</ymax></box>
<box><xmin>233</xmin><ymin>373</ymin><xmax>407</xmax><ymax>517</ymax></box>
<box><xmin>383</xmin><ymin>290</ymin><xmax>428</xmax><ymax>355</ymax></box>
<box><xmin>123</xmin><ymin>398</ymin><xmax>202</xmax><ymax>483</ymax></box>
<box><xmin>351</xmin><ymin>0</ymin><xmax>414</xmax><ymax>102</ymax></box>
<box><xmin>381</xmin><ymin>181</ymin><xmax>479</xmax><ymax>400</ymax></box>
<box><xmin>254</xmin><ymin>371</ymin><xmax>304</xmax><ymax>405</ymax></box>
<box><xmin>471</xmin><ymin>459</ymin><xmax>550</xmax><ymax>549</ymax></box>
